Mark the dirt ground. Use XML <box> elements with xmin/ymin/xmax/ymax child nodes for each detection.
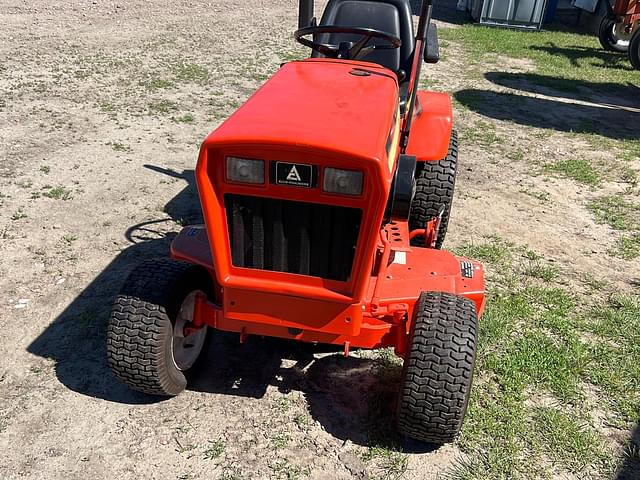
<box><xmin>1</xmin><ymin>1</ymin><xmax>638</xmax><ymax>479</ymax></box>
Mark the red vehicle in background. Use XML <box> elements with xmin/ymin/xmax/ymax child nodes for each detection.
<box><xmin>599</xmin><ymin>0</ymin><xmax>640</xmax><ymax>68</ymax></box>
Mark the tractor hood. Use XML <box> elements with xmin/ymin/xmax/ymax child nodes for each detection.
<box><xmin>202</xmin><ymin>58</ymin><xmax>399</xmax><ymax>163</ymax></box>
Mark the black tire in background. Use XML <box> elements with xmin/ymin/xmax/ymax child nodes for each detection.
<box><xmin>629</xmin><ymin>28</ymin><xmax>640</xmax><ymax>70</ymax></box>
<box><xmin>599</xmin><ymin>16</ymin><xmax>631</xmax><ymax>53</ymax></box>
<box><xmin>409</xmin><ymin>131</ymin><xmax>458</xmax><ymax>249</ymax></box>
<box><xmin>397</xmin><ymin>291</ymin><xmax>478</xmax><ymax>444</ymax></box>
<box><xmin>107</xmin><ymin>259</ymin><xmax>212</xmax><ymax>396</ymax></box>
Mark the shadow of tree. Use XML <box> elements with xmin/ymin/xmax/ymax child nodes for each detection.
<box><xmin>529</xmin><ymin>43</ymin><xmax>633</xmax><ymax>70</ymax></box>
<box><xmin>454</xmin><ymin>87</ymin><xmax>640</xmax><ymax>140</ymax></box>
<box><xmin>484</xmin><ymin>71</ymin><xmax>640</xmax><ymax>105</ymax></box>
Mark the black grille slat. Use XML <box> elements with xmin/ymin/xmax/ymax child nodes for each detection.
<box><xmin>248</xmin><ymin>197</ymin><xmax>264</xmax><ymax>269</ymax></box>
<box><xmin>230</xmin><ymin>198</ymin><xmax>246</xmax><ymax>267</ymax></box>
<box><xmin>310</xmin><ymin>203</ymin><xmax>331</xmax><ymax>278</ymax></box>
<box><xmin>264</xmin><ymin>199</ymin><xmax>287</xmax><ymax>271</ymax></box>
<box><xmin>225</xmin><ymin>194</ymin><xmax>361</xmax><ymax>281</ymax></box>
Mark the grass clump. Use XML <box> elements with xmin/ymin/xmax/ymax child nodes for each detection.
<box><xmin>532</xmin><ymin>407</ymin><xmax>607</xmax><ymax>471</ymax></box>
<box><xmin>42</xmin><ymin>186</ymin><xmax>73</xmax><ymax>200</ymax></box>
<box><xmin>139</xmin><ymin>78</ymin><xmax>174</xmax><ymax>91</ymax></box>
<box><xmin>172</xmin><ymin>62</ymin><xmax>209</xmax><ymax>83</ymax></box>
<box><xmin>545</xmin><ymin>158</ymin><xmax>601</xmax><ymax>186</ymax></box>
<box><xmin>587</xmin><ymin>195</ymin><xmax>640</xmax><ymax>231</ymax></box>
<box><xmin>203</xmin><ymin>439</ymin><xmax>225</xmax><ymax>460</ymax></box>
<box><xmin>455</xmin><ymin>236</ymin><xmax>513</xmax><ymax>265</ymax></box>
<box><xmin>611</xmin><ymin>233</ymin><xmax>640</xmax><ymax>259</ymax></box>
<box><xmin>148</xmin><ymin>99</ymin><xmax>178</xmax><ymax>115</ymax></box>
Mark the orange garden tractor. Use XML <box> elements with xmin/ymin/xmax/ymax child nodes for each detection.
<box><xmin>107</xmin><ymin>0</ymin><xmax>486</xmax><ymax>444</ymax></box>
<box><xmin>599</xmin><ymin>0</ymin><xmax>640</xmax><ymax>68</ymax></box>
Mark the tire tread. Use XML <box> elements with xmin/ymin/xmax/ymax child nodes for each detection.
<box><xmin>106</xmin><ymin>259</ymin><xmax>197</xmax><ymax>396</ymax></box>
<box><xmin>397</xmin><ymin>291</ymin><xmax>478</xmax><ymax>444</ymax></box>
<box><xmin>410</xmin><ymin>131</ymin><xmax>458</xmax><ymax>248</ymax></box>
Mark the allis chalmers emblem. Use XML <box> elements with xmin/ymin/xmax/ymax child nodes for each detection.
<box><xmin>275</xmin><ymin>161</ymin><xmax>314</xmax><ymax>187</ymax></box>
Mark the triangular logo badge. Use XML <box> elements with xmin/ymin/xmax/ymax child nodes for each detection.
<box><xmin>287</xmin><ymin>165</ymin><xmax>302</xmax><ymax>182</ymax></box>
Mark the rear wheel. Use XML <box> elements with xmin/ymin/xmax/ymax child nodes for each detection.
<box><xmin>629</xmin><ymin>28</ymin><xmax>640</xmax><ymax>70</ymax></box>
<box><xmin>599</xmin><ymin>16</ymin><xmax>631</xmax><ymax>52</ymax></box>
<box><xmin>107</xmin><ymin>259</ymin><xmax>212</xmax><ymax>396</ymax></box>
<box><xmin>409</xmin><ymin>131</ymin><xmax>458</xmax><ymax>248</ymax></box>
<box><xmin>397</xmin><ymin>291</ymin><xmax>478</xmax><ymax>444</ymax></box>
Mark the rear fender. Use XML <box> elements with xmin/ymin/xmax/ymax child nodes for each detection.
<box><xmin>405</xmin><ymin>91</ymin><xmax>453</xmax><ymax>162</ymax></box>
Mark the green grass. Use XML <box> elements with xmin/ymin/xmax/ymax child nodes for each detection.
<box><xmin>439</xmin><ymin>26</ymin><xmax>636</xmax><ymax>85</ymax></box>
<box><xmin>42</xmin><ymin>186</ymin><xmax>73</xmax><ymax>200</ymax></box>
<box><xmin>362</xmin><ymin>446</ymin><xmax>408</xmax><ymax>480</ymax></box>
<box><xmin>444</xmin><ymin>237</ymin><xmax>639</xmax><ymax>479</ymax></box>
<box><xmin>139</xmin><ymin>78</ymin><xmax>174</xmax><ymax>91</ymax></box>
<box><xmin>459</xmin><ymin>120</ymin><xmax>502</xmax><ymax>147</ymax></box>
<box><xmin>587</xmin><ymin>195</ymin><xmax>640</xmax><ymax>231</ymax></box>
<box><xmin>174</xmin><ymin>113</ymin><xmax>195</xmax><ymax>124</ymax></box>
<box><xmin>203</xmin><ymin>439</ymin><xmax>225</xmax><ymax>460</ymax></box>
<box><xmin>106</xmin><ymin>141</ymin><xmax>131</xmax><ymax>152</ymax></box>
<box><xmin>11</xmin><ymin>210</ymin><xmax>27</xmax><ymax>220</ymax></box>
<box><xmin>172</xmin><ymin>62</ymin><xmax>209</xmax><ymax>83</ymax></box>
<box><xmin>270</xmin><ymin>460</ymin><xmax>310</xmax><ymax>480</ymax></box>
<box><xmin>587</xmin><ymin>195</ymin><xmax>640</xmax><ymax>259</ymax></box>
<box><xmin>455</xmin><ymin>235</ymin><xmax>513</xmax><ymax>265</ymax></box>
<box><xmin>545</xmin><ymin>158</ymin><xmax>601</xmax><ymax>186</ymax></box>
<box><xmin>532</xmin><ymin>407</ymin><xmax>607</xmax><ymax>471</ymax></box>
<box><xmin>148</xmin><ymin>99</ymin><xmax>179</xmax><ymax>115</ymax></box>
<box><xmin>611</xmin><ymin>233</ymin><xmax>640</xmax><ymax>259</ymax></box>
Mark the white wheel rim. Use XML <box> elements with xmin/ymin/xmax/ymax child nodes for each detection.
<box><xmin>612</xmin><ymin>22</ymin><xmax>631</xmax><ymax>47</ymax></box>
<box><xmin>171</xmin><ymin>290</ymin><xmax>207</xmax><ymax>371</ymax></box>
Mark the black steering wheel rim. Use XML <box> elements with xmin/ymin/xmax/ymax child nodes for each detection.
<box><xmin>294</xmin><ymin>25</ymin><xmax>401</xmax><ymax>60</ymax></box>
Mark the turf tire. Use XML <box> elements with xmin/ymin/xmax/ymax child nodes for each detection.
<box><xmin>409</xmin><ymin>131</ymin><xmax>458</xmax><ymax>249</ymax></box>
<box><xmin>107</xmin><ymin>258</ymin><xmax>211</xmax><ymax>396</ymax></box>
<box><xmin>397</xmin><ymin>291</ymin><xmax>478</xmax><ymax>444</ymax></box>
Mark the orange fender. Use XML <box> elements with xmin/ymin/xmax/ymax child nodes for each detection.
<box><xmin>405</xmin><ymin>91</ymin><xmax>453</xmax><ymax>162</ymax></box>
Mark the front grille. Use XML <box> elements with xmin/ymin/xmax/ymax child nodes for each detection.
<box><xmin>225</xmin><ymin>194</ymin><xmax>362</xmax><ymax>281</ymax></box>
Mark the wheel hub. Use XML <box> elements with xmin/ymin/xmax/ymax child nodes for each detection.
<box><xmin>171</xmin><ymin>290</ymin><xmax>207</xmax><ymax>371</ymax></box>
<box><xmin>613</xmin><ymin>21</ymin><xmax>632</xmax><ymax>46</ymax></box>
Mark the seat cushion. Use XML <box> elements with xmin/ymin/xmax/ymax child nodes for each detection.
<box><xmin>315</xmin><ymin>0</ymin><xmax>415</xmax><ymax>74</ymax></box>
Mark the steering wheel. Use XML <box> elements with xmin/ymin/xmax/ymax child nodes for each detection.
<box><xmin>294</xmin><ymin>26</ymin><xmax>401</xmax><ymax>61</ymax></box>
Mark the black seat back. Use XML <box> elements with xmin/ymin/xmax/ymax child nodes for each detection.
<box><xmin>314</xmin><ymin>0</ymin><xmax>415</xmax><ymax>74</ymax></box>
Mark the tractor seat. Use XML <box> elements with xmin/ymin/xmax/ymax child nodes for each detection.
<box><xmin>313</xmin><ymin>0</ymin><xmax>415</xmax><ymax>76</ymax></box>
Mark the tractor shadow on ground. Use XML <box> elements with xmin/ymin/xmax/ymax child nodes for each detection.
<box><xmin>27</xmin><ymin>165</ymin><xmax>202</xmax><ymax>405</ymax></box>
<box><xmin>191</xmin><ymin>336</ymin><xmax>438</xmax><ymax>452</ymax></box>
<box><xmin>25</xmin><ymin>163</ymin><xmax>435</xmax><ymax>450</ymax></box>
<box><xmin>455</xmin><ymin>72</ymin><xmax>640</xmax><ymax>141</ymax></box>
<box><xmin>616</xmin><ymin>420</ymin><xmax>640</xmax><ymax>480</ymax></box>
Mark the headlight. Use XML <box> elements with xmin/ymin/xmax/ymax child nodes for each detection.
<box><xmin>226</xmin><ymin>157</ymin><xmax>264</xmax><ymax>184</ymax></box>
<box><xmin>323</xmin><ymin>168</ymin><xmax>363</xmax><ymax>195</ymax></box>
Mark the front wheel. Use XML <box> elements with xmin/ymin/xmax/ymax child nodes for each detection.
<box><xmin>629</xmin><ymin>28</ymin><xmax>640</xmax><ymax>70</ymax></box>
<box><xmin>598</xmin><ymin>16</ymin><xmax>631</xmax><ymax>52</ymax></box>
<box><xmin>107</xmin><ymin>259</ymin><xmax>212</xmax><ymax>396</ymax></box>
<box><xmin>396</xmin><ymin>291</ymin><xmax>478</xmax><ymax>444</ymax></box>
